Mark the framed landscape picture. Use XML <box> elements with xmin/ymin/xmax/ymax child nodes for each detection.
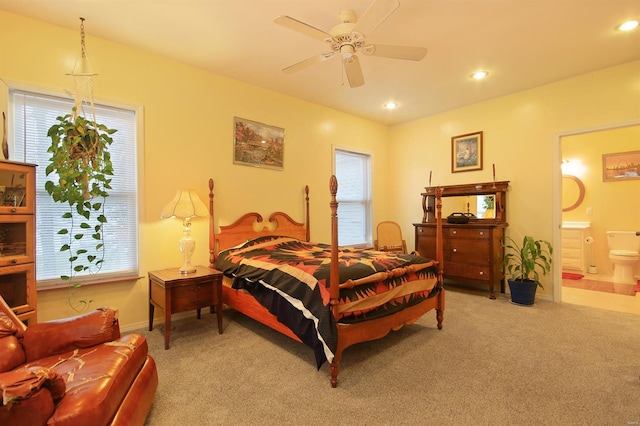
<box><xmin>451</xmin><ymin>131</ymin><xmax>483</xmax><ymax>173</ymax></box>
<box><xmin>233</xmin><ymin>117</ymin><xmax>285</xmax><ymax>170</ymax></box>
<box><xmin>602</xmin><ymin>150</ymin><xmax>640</xmax><ymax>182</ymax></box>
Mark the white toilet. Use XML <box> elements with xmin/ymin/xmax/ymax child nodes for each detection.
<box><xmin>607</xmin><ymin>231</ymin><xmax>640</xmax><ymax>284</ymax></box>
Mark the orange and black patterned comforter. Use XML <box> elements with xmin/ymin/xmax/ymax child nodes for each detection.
<box><xmin>215</xmin><ymin>236</ymin><xmax>440</xmax><ymax>369</ymax></box>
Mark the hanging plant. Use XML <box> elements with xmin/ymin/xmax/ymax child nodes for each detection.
<box><xmin>41</xmin><ymin>17</ymin><xmax>118</xmax><ymax>312</ymax></box>
<box><xmin>45</xmin><ymin>107</ymin><xmax>116</xmax><ymax>311</ymax></box>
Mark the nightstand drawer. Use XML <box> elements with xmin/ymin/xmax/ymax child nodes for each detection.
<box><xmin>172</xmin><ymin>283</ymin><xmax>214</xmax><ymax>310</ymax></box>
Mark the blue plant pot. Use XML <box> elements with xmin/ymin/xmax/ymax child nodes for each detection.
<box><xmin>508</xmin><ymin>279</ymin><xmax>537</xmax><ymax>306</ymax></box>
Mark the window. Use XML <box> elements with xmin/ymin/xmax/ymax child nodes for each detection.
<box><xmin>10</xmin><ymin>89</ymin><xmax>139</xmax><ymax>288</ymax></box>
<box><xmin>333</xmin><ymin>148</ymin><xmax>372</xmax><ymax>246</ymax></box>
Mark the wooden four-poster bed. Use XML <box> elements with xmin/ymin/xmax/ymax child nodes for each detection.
<box><xmin>208</xmin><ymin>175</ymin><xmax>444</xmax><ymax>387</ymax></box>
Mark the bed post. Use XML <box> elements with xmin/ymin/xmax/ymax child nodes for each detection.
<box><xmin>328</xmin><ymin>176</ymin><xmax>339</xmax><ymax>301</ymax></box>
<box><xmin>435</xmin><ymin>186</ymin><xmax>444</xmax><ymax>329</ymax></box>
<box><xmin>208</xmin><ymin>178</ymin><xmax>215</xmax><ymax>268</ymax></box>
<box><xmin>304</xmin><ymin>185</ymin><xmax>310</xmax><ymax>242</ymax></box>
<box><xmin>328</xmin><ymin>175</ymin><xmax>340</xmax><ymax>388</ymax></box>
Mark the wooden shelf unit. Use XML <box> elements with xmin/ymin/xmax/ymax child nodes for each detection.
<box><xmin>0</xmin><ymin>161</ymin><xmax>37</xmax><ymax>324</ymax></box>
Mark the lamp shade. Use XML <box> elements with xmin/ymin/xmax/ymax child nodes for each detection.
<box><xmin>160</xmin><ymin>189</ymin><xmax>208</xmax><ymax>219</ymax></box>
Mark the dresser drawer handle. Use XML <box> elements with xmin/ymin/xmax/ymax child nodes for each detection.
<box><xmin>479</xmin><ymin>271</ymin><xmax>484</xmax><ymax>275</ymax></box>
<box><xmin>452</xmin><ymin>230</ymin><xmax>457</xmax><ymax>234</ymax></box>
<box><xmin>479</xmin><ymin>231</ymin><xmax>484</xmax><ymax>236</ymax></box>
<box><xmin>452</xmin><ymin>248</ymin><xmax>457</xmax><ymax>253</ymax></box>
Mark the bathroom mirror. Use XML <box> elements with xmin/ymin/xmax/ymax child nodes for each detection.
<box><xmin>562</xmin><ymin>174</ymin><xmax>585</xmax><ymax>212</ymax></box>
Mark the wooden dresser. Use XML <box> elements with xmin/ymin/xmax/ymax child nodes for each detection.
<box><xmin>414</xmin><ymin>181</ymin><xmax>509</xmax><ymax>299</ymax></box>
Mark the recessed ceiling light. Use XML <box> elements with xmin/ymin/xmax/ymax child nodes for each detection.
<box><xmin>618</xmin><ymin>20</ymin><xmax>639</xmax><ymax>31</ymax></box>
<box><xmin>471</xmin><ymin>70</ymin><xmax>489</xmax><ymax>80</ymax></box>
<box><xmin>384</xmin><ymin>102</ymin><xmax>398</xmax><ymax>109</ymax></box>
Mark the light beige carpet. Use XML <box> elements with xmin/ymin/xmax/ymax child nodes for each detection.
<box><xmin>140</xmin><ymin>287</ymin><xmax>640</xmax><ymax>425</ymax></box>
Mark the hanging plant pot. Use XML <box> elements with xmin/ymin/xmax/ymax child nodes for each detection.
<box><xmin>508</xmin><ymin>279</ymin><xmax>538</xmax><ymax>306</ymax></box>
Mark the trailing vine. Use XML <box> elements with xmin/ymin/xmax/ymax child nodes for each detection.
<box><xmin>45</xmin><ymin>107</ymin><xmax>116</xmax><ymax>311</ymax></box>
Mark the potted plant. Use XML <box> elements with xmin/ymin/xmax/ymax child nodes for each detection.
<box><xmin>502</xmin><ymin>235</ymin><xmax>553</xmax><ymax>306</ymax></box>
<box><xmin>45</xmin><ymin>107</ymin><xmax>116</xmax><ymax>311</ymax></box>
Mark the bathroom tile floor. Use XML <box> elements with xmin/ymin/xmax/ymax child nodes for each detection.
<box><xmin>562</xmin><ymin>274</ymin><xmax>638</xmax><ymax>297</ymax></box>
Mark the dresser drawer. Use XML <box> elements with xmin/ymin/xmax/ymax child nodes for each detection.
<box><xmin>447</xmin><ymin>227</ymin><xmax>490</xmax><ymax>239</ymax></box>
<box><xmin>447</xmin><ymin>239</ymin><xmax>490</xmax><ymax>265</ymax></box>
<box><xmin>172</xmin><ymin>283</ymin><xmax>214</xmax><ymax>311</ymax></box>
<box><xmin>445</xmin><ymin>262</ymin><xmax>491</xmax><ymax>281</ymax></box>
<box><xmin>416</xmin><ymin>226</ymin><xmax>436</xmax><ymax>237</ymax></box>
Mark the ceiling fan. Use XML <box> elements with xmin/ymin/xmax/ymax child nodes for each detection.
<box><xmin>274</xmin><ymin>0</ymin><xmax>427</xmax><ymax>88</ymax></box>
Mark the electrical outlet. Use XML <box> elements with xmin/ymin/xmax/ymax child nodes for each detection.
<box><xmin>586</xmin><ymin>207</ymin><xmax>593</xmax><ymax>215</ymax></box>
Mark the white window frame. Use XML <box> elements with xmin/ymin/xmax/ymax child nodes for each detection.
<box><xmin>7</xmin><ymin>83</ymin><xmax>142</xmax><ymax>289</ymax></box>
<box><xmin>332</xmin><ymin>146</ymin><xmax>372</xmax><ymax>247</ymax></box>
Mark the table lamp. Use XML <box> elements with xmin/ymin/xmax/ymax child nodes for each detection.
<box><xmin>160</xmin><ymin>189</ymin><xmax>209</xmax><ymax>274</ymax></box>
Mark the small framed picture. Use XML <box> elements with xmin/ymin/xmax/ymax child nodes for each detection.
<box><xmin>602</xmin><ymin>150</ymin><xmax>640</xmax><ymax>182</ymax></box>
<box><xmin>2</xmin><ymin>187</ymin><xmax>25</xmax><ymax>207</ymax></box>
<box><xmin>233</xmin><ymin>117</ymin><xmax>285</xmax><ymax>170</ymax></box>
<box><xmin>451</xmin><ymin>131</ymin><xmax>483</xmax><ymax>173</ymax></box>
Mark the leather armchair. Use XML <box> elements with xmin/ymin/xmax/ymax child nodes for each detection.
<box><xmin>0</xmin><ymin>296</ymin><xmax>158</xmax><ymax>426</ymax></box>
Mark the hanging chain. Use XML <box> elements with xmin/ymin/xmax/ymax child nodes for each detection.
<box><xmin>80</xmin><ymin>17</ymin><xmax>87</xmax><ymax>59</ymax></box>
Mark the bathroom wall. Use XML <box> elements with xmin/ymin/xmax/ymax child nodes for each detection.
<box><xmin>562</xmin><ymin>124</ymin><xmax>640</xmax><ymax>278</ymax></box>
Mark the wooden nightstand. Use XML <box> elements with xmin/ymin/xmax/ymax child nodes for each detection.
<box><xmin>148</xmin><ymin>266</ymin><xmax>223</xmax><ymax>349</ymax></box>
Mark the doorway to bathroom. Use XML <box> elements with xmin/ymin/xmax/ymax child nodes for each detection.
<box><xmin>557</xmin><ymin>122</ymin><xmax>640</xmax><ymax>314</ymax></box>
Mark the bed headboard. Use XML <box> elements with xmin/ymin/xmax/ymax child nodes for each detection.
<box><xmin>208</xmin><ymin>178</ymin><xmax>310</xmax><ymax>265</ymax></box>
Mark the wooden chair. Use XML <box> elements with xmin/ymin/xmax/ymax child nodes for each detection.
<box><xmin>374</xmin><ymin>221</ymin><xmax>407</xmax><ymax>254</ymax></box>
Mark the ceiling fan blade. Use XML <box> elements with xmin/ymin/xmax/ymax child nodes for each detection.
<box><xmin>283</xmin><ymin>52</ymin><xmax>336</xmax><ymax>74</ymax></box>
<box><xmin>362</xmin><ymin>44</ymin><xmax>427</xmax><ymax>61</ymax></box>
<box><xmin>274</xmin><ymin>15</ymin><xmax>331</xmax><ymax>42</ymax></box>
<box><xmin>352</xmin><ymin>0</ymin><xmax>400</xmax><ymax>35</ymax></box>
<box><xmin>344</xmin><ymin>55</ymin><xmax>365</xmax><ymax>88</ymax></box>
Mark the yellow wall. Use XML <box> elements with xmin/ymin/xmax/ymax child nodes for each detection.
<box><xmin>389</xmin><ymin>61</ymin><xmax>640</xmax><ymax>298</ymax></box>
<box><xmin>562</xmin><ymin>125</ymin><xmax>640</xmax><ymax>277</ymax></box>
<box><xmin>0</xmin><ymin>11</ymin><xmax>390</xmax><ymax>327</ymax></box>
<box><xmin>1</xmin><ymin>10</ymin><xmax>639</xmax><ymax>325</ymax></box>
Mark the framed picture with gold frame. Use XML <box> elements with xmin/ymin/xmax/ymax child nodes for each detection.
<box><xmin>602</xmin><ymin>150</ymin><xmax>640</xmax><ymax>182</ymax></box>
<box><xmin>451</xmin><ymin>131</ymin><xmax>483</xmax><ymax>173</ymax></box>
<box><xmin>233</xmin><ymin>117</ymin><xmax>285</xmax><ymax>170</ymax></box>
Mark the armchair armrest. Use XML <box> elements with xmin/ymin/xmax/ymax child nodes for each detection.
<box><xmin>22</xmin><ymin>307</ymin><xmax>121</xmax><ymax>362</ymax></box>
<box><xmin>0</xmin><ymin>366</ymin><xmax>65</xmax><ymax>406</ymax></box>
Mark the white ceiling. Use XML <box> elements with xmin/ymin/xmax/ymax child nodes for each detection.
<box><xmin>1</xmin><ymin>0</ymin><xmax>638</xmax><ymax>126</ymax></box>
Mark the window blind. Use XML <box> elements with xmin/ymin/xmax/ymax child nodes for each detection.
<box><xmin>10</xmin><ymin>89</ymin><xmax>139</xmax><ymax>288</ymax></box>
<box><xmin>334</xmin><ymin>149</ymin><xmax>371</xmax><ymax>246</ymax></box>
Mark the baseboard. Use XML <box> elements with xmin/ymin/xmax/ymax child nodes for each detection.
<box><xmin>120</xmin><ymin>311</ymin><xmax>210</xmax><ymax>333</ymax></box>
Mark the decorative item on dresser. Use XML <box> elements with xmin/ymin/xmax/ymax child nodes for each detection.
<box><xmin>415</xmin><ymin>180</ymin><xmax>509</xmax><ymax>299</ymax></box>
<box><xmin>0</xmin><ymin>161</ymin><xmax>36</xmax><ymax>324</ymax></box>
<box><xmin>208</xmin><ymin>177</ymin><xmax>445</xmax><ymax>387</ymax></box>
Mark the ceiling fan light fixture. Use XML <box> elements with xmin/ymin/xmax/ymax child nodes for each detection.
<box><xmin>617</xmin><ymin>20</ymin><xmax>639</xmax><ymax>31</ymax></box>
<box><xmin>384</xmin><ymin>102</ymin><xmax>398</xmax><ymax>109</ymax></box>
<box><xmin>341</xmin><ymin>44</ymin><xmax>355</xmax><ymax>58</ymax></box>
<box><xmin>471</xmin><ymin>70</ymin><xmax>489</xmax><ymax>80</ymax></box>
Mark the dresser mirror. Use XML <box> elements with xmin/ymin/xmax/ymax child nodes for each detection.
<box><xmin>440</xmin><ymin>194</ymin><xmax>496</xmax><ymax>219</ymax></box>
<box><xmin>421</xmin><ymin>181</ymin><xmax>509</xmax><ymax>223</ymax></box>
